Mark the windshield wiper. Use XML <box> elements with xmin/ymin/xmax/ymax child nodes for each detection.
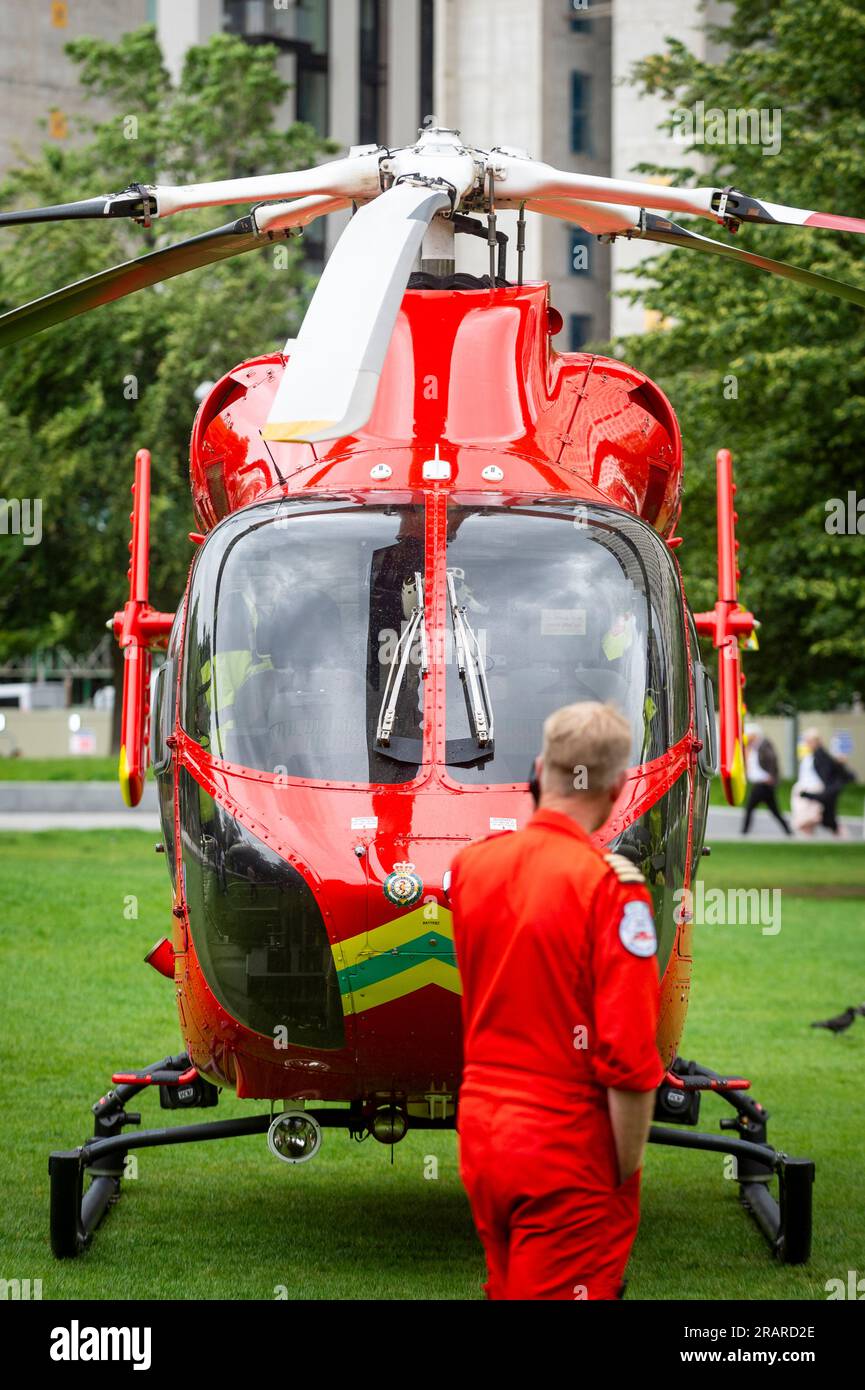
<box><xmin>447</xmin><ymin>567</ymin><xmax>494</xmax><ymax>747</ymax></box>
<box><xmin>375</xmin><ymin>570</ymin><xmax>427</xmax><ymax>748</ymax></box>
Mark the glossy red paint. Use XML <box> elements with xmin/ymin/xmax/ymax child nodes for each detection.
<box><xmin>144</xmin><ymin>936</ymin><xmax>176</xmax><ymax>980</ymax></box>
<box><xmin>189</xmin><ymin>284</ymin><xmax>682</xmax><ymax>536</ymax></box>
<box><xmin>126</xmin><ymin>282</ymin><xmax>706</xmax><ymax>1108</ymax></box>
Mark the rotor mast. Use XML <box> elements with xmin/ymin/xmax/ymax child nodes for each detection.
<box><xmin>420</xmin><ymin>213</ymin><xmax>456</xmax><ymax>277</ymax></box>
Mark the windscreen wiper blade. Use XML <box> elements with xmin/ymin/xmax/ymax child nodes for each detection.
<box><xmin>375</xmin><ymin>570</ymin><xmax>427</xmax><ymax>747</ymax></box>
<box><xmin>447</xmin><ymin>568</ymin><xmax>494</xmax><ymax>747</ymax></box>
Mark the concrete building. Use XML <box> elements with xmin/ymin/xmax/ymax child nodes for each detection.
<box><xmin>610</xmin><ymin>0</ymin><xmax>729</xmax><ymax>337</ymax></box>
<box><xmin>0</xmin><ymin>0</ymin><xmax>148</xmax><ymax>177</ymax></box>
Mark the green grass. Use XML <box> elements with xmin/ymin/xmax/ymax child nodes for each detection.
<box><xmin>0</xmin><ymin>756</ymin><xmax>117</xmax><ymax>781</ymax></box>
<box><xmin>700</xmin><ymin>840</ymin><xmax>865</xmax><ymax>889</ymax></box>
<box><xmin>709</xmin><ymin>776</ymin><xmax>863</xmax><ymax>817</ymax></box>
<box><xmin>0</xmin><ymin>831</ymin><xmax>862</xmax><ymax>1300</ymax></box>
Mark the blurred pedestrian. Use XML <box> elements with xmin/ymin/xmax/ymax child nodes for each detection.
<box><xmin>795</xmin><ymin>728</ymin><xmax>855</xmax><ymax>837</ymax></box>
<box><xmin>741</xmin><ymin>723</ymin><xmax>791</xmax><ymax>836</ymax></box>
<box><xmin>791</xmin><ymin>738</ymin><xmax>824</xmax><ymax>835</ymax></box>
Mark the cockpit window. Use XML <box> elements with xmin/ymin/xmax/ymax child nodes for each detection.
<box><xmin>444</xmin><ymin>502</ymin><xmax>688</xmax><ymax>783</ymax></box>
<box><xmin>182</xmin><ymin>500</ymin><xmax>425</xmax><ymax>783</ymax></box>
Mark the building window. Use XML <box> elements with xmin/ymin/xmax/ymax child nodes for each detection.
<box><xmin>569</xmin><ymin>314</ymin><xmax>593</xmax><ymax>351</ymax></box>
<box><xmin>222</xmin><ymin>1</ymin><xmax>330</xmax><ymax>135</ymax></box>
<box><xmin>570</xmin><ymin>72</ymin><xmax>591</xmax><ymax>154</ymax></box>
<box><xmin>569</xmin><ymin>229</ymin><xmax>592</xmax><ymax>275</ymax></box>
<box><xmin>568</xmin><ymin>0</ymin><xmax>592</xmax><ymax>35</ymax></box>
<box><xmin>295</xmin><ymin>0</ymin><xmax>329</xmax><ymax>130</ymax></box>
<box><xmin>359</xmin><ymin>0</ymin><xmax>388</xmax><ymax>146</ymax></box>
<box><xmin>419</xmin><ymin>0</ymin><xmax>435</xmax><ymax>129</ymax></box>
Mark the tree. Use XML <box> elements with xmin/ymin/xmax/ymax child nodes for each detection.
<box><xmin>608</xmin><ymin>0</ymin><xmax>865</xmax><ymax>711</ymax></box>
<box><xmin>0</xmin><ymin>26</ymin><xmax>332</xmax><ymax>737</ymax></box>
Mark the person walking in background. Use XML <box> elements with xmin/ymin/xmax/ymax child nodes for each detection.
<box><xmin>741</xmin><ymin>723</ymin><xmax>792</xmax><ymax>836</ymax></box>
<box><xmin>795</xmin><ymin>728</ymin><xmax>855</xmax><ymax>837</ymax></box>
<box><xmin>791</xmin><ymin>729</ymin><xmax>826</xmax><ymax>835</ymax></box>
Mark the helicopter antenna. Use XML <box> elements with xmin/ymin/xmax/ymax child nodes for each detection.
<box><xmin>259</xmin><ymin>433</ymin><xmax>287</xmax><ymax>486</ymax></box>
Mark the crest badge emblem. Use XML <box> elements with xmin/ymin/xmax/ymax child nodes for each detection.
<box><xmin>382</xmin><ymin>862</ymin><xmax>423</xmax><ymax>908</ymax></box>
<box><xmin>618</xmin><ymin>899</ymin><xmax>657</xmax><ymax>958</ymax></box>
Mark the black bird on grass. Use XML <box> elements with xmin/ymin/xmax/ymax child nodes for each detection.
<box><xmin>811</xmin><ymin>1004</ymin><xmax>865</xmax><ymax>1033</ymax></box>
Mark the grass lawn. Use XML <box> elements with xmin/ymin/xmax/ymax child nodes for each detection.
<box><xmin>0</xmin><ymin>757</ymin><xmax>117</xmax><ymax>781</ymax></box>
<box><xmin>0</xmin><ymin>831</ymin><xmax>862</xmax><ymax>1300</ymax></box>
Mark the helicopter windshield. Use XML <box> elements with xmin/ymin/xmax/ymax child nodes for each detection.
<box><xmin>443</xmin><ymin>501</ymin><xmax>688</xmax><ymax>782</ymax></box>
<box><xmin>182</xmin><ymin>495</ymin><xmax>687</xmax><ymax>786</ymax></box>
<box><xmin>182</xmin><ymin>499</ymin><xmax>425</xmax><ymax>783</ymax></box>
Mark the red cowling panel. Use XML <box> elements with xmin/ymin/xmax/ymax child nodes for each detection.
<box><xmin>188</xmin><ymin>286</ymin><xmax>683</xmax><ymax>536</ymax></box>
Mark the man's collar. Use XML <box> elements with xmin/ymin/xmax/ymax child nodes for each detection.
<box><xmin>527</xmin><ymin>807</ymin><xmax>593</xmax><ymax>844</ymax></box>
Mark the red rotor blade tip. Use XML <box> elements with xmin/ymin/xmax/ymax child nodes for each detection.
<box><xmin>804</xmin><ymin>211</ymin><xmax>865</xmax><ymax>235</ymax></box>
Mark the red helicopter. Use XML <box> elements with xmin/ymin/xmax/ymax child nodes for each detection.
<box><xmin>5</xmin><ymin>127</ymin><xmax>862</xmax><ymax>1265</ymax></box>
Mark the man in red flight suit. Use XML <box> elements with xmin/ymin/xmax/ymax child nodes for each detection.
<box><xmin>450</xmin><ymin>701</ymin><xmax>665</xmax><ymax>1301</ymax></box>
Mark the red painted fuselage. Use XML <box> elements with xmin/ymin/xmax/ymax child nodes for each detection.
<box><xmin>155</xmin><ymin>282</ymin><xmax>702</xmax><ymax>1110</ymax></box>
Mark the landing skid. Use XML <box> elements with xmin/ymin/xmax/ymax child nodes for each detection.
<box><xmin>651</xmin><ymin>1056</ymin><xmax>814</xmax><ymax>1265</ymax></box>
<box><xmin>48</xmin><ymin>1054</ymin><xmax>452</xmax><ymax>1258</ymax></box>
<box><xmin>49</xmin><ymin>1051</ymin><xmax>814</xmax><ymax>1265</ymax></box>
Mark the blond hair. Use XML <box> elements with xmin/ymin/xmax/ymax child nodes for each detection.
<box><xmin>541</xmin><ymin>702</ymin><xmax>632</xmax><ymax>797</ymax></box>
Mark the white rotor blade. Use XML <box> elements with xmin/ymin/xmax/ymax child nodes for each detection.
<box><xmin>150</xmin><ymin>152</ymin><xmax>382</xmax><ymax>219</ymax></box>
<box><xmin>500</xmin><ymin>196</ymin><xmax>642</xmax><ymax>236</ymax></box>
<box><xmin>494</xmin><ymin>156</ymin><xmax>717</xmax><ymax>220</ymax></box>
<box><xmin>493</xmin><ymin>153</ymin><xmax>865</xmax><ymax>235</ymax></box>
<box><xmin>253</xmin><ymin>194</ymin><xmax>351</xmax><ymax>234</ymax></box>
<box><xmin>263</xmin><ymin>181</ymin><xmax>451</xmax><ymax>444</ymax></box>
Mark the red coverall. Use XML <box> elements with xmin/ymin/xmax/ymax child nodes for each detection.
<box><xmin>450</xmin><ymin>806</ymin><xmax>665</xmax><ymax>1301</ymax></box>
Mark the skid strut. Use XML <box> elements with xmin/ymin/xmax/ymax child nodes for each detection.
<box><xmin>49</xmin><ymin>1054</ymin><xmax>452</xmax><ymax>1257</ymax></box>
<box><xmin>51</xmin><ymin>1052</ymin><xmax>814</xmax><ymax>1264</ymax></box>
<box><xmin>650</xmin><ymin>1057</ymin><xmax>814</xmax><ymax>1264</ymax></box>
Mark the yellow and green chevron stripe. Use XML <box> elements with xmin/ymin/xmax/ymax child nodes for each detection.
<box><xmin>334</xmin><ymin>905</ymin><xmax>461</xmax><ymax>1014</ymax></box>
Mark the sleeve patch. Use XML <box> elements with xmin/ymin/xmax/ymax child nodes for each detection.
<box><xmin>618</xmin><ymin>900</ymin><xmax>657</xmax><ymax>957</ymax></box>
<box><xmin>604</xmin><ymin>851</ymin><xmax>646</xmax><ymax>885</ymax></box>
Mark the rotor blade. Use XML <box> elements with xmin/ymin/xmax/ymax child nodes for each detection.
<box><xmin>253</xmin><ymin>194</ymin><xmax>349</xmax><ymax>235</ymax></box>
<box><xmin>0</xmin><ymin>187</ymin><xmax>154</xmax><ymax>228</ymax></box>
<box><xmin>0</xmin><ymin>195</ymin><xmax>341</xmax><ymax>347</ymax></box>
<box><xmin>263</xmin><ymin>181</ymin><xmax>452</xmax><ymax>444</ymax></box>
<box><xmin>153</xmin><ymin>152</ymin><xmax>381</xmax><ymax>219</ymax></box>
<box><xmin>632</xmin><ymin>214</ymin><xmax>865</xmax><ymax>311</ymax></box>
<box><xmin>0</xmin><ymin>153</ymin><xmax>380</xmax><ymax>228</ymax></box>
<box><xmin>493</xmin><ymin>153</ymin><xmax>865</xmax><ymax>236</ymax></box>
<box><xmin>501</xmin><ymin>197</ymin><xmax>642</xmax><ymax>236</ymax></box>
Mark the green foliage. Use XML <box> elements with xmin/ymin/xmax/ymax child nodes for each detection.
<box><xmin>608</xmin><ymin>0</ymin><xmax>865</xmax><ymax>711</ymax></box>
<box><xmin>0</xmin><ymin>26</ymin><xmax>331</xmax><ymax>664</ymax></box>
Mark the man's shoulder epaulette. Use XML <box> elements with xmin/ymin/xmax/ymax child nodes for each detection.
<box><xmin>603</xmin><ymin>851</ymin><xmax>646</xmax><ymax>886</ymax></box>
